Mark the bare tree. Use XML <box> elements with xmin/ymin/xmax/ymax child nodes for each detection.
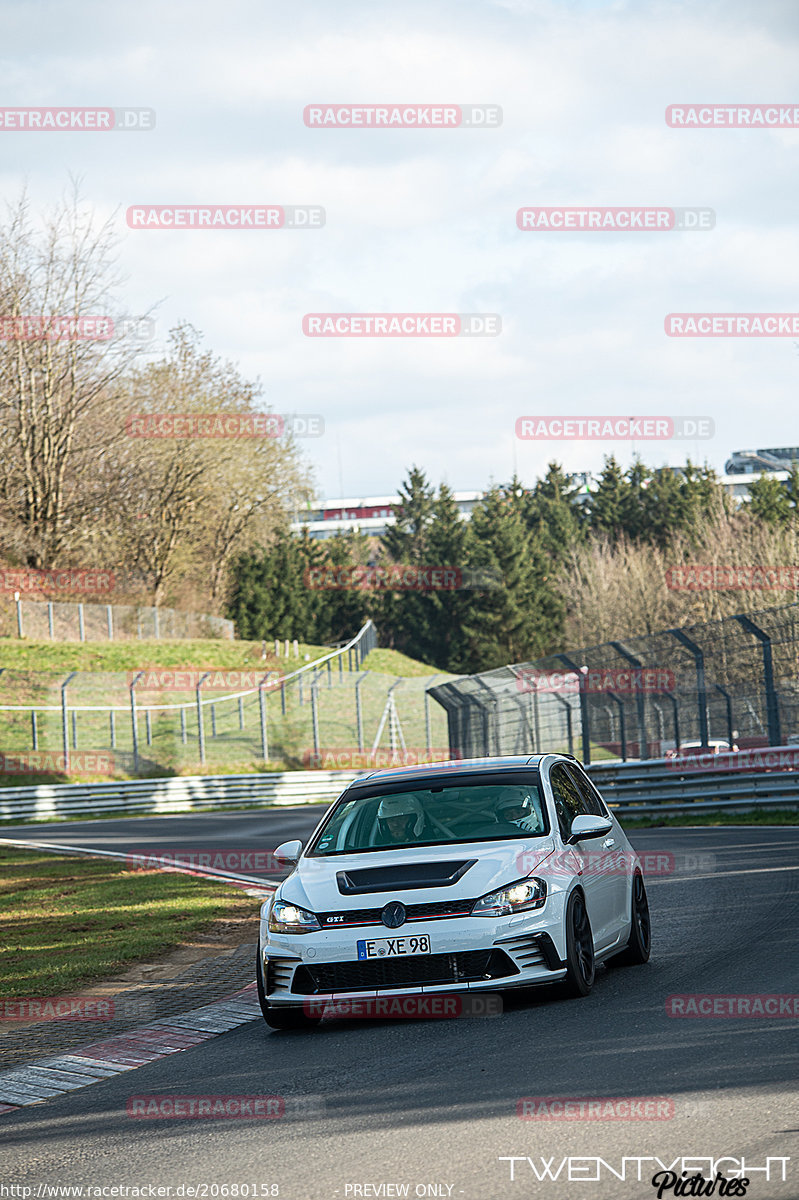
<box><xmin>0</xmin><ymin>185</ymin><xmax>148</xmax><ymax>567</ymax></box>
<box><xmin>108</xmin><ymin>325</ymin><xmax>311</xmax><ymax>607</ymax></box>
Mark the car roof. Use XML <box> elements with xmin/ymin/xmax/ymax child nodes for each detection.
<box><xmin>348</xmin><ymin>753</ymin><xmax>570</xmax><ymax>788</ymax></box>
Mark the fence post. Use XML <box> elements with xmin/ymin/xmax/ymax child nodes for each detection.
<box><xmin>311</xmin><ymin>674</ymin><xmax>320</xmax><ymax>757</ymax></box>
<box><xmin>180</xmin><ymin>706</ymin><xmax>187</xmax><ymax>745</ymax></box>
<box><xmin>606</xmin><ymin>691</ymin><xmax>627</xmax><ymax>760</ymax></box>
<box><xmin>129</xmin><ymin>671</ymin><xmax>144</xmax><ymax>774</ymax></box>
<box><xmin>109</xmin><ymin>709</ymin><xmax>116</xmax><ymax>749</ymax></box>
<box><xmin>61</xmin><ymin>671</ymin><xmax>78</xmax><ymax>772</ymax></box>
<box><xmin>211</xmin><ymin>704</ymin><xmax>217</xmax><ymax>738</ymax></box>
<box><xmin>78</xmin><ymin>604</ymin><xmax>85</xmax><ymax>643</ymax></box>
<box><xmin>553</xmin><ymin>693</ymin><xmax>574</xmax><ymax>757</ymax></box>
<box><xmin>338</xmin><ymin>652</ymin><xmax>343</xmax><ymax>681</ymax></box>
<box><xmin>106</xmin><ymin>605</ymin><xmax>114</xmax><ymax>640</ymax></box>
<box><xmin>238</xmin><ymin>696</ymin><xmax>244</xmax><ymax>730</ymax></box>
<box><xmin>714</xmin><ymin>683</ymin><xmax>735</xmax><ymax>748</ymax></box>
<box><xmin>259</xmin><ymin>674</ymin><xmax>270</xmax><ymax>762</ymax></box>
<box><xmin>14</xmin><ymin>592</ymin><xmax>23</xmax><ymax>638</ymax></box>
<box><xmin>355</xmin><ymin>672</ymin><xmax>368</xmax><ymax>752</ymax></box>
<box><xmin>154</xmin><ymin>607</ymin><xmax>160</xmax><ymax>639</ymax></box>
<box><xmin>557</xmin><ymin>655</ymin><xmax>590</xmax><ymax>765</ymax></box>
<box><xmin>281</xmin><ymin>679</ymin><xmax>286</xmax><ymax>715</ymax></box>
<box><xmin>196</xmin><ymin>672</ymin><xmax>210</xmax><ymax>764</ymax></box>
<box><xmin>48</xmin><ymin>601</ymin><xmax>55</xmax><ymax>640</ymax></box>
<box><xmin>72</xmin><ymin>710</ymin><xmax>78</xmax><ymax>749</ymax></box>
<box><xmin>732</xmin><ymin>614</ymin><xmax>782</xmax><ymax>746</ymax></box>
<box><xmin>662</xmin><ymin>691</ymin><xmax>680</xmax><ymax>752</ymax></box>
<box><xmin>669</xmin><ymin>628</ymin><xmax>709</xmax><ymax>748</ymax></box>
<box><xmin>609</xmin><ymin>640</ymin><xmax>649</xmax><ymax>759</ymax></box>
<box><xmin>31</xmin><ymin>710</ymin><xmax>38</xmax><ymax>750</ymax></box>
<box><xmin>327</xmin><ymin>660</ymin><xmax>332</xmax><ymax>689</ymax></box>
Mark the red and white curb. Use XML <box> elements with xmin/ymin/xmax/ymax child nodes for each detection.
<box><xmin>0</xmin><ymin>983</ymin><xmax>261</xmax><ymax>1114</ymax></box>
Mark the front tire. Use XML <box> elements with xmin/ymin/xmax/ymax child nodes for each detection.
<box><xmin>256</xmin><ymin>948</ymin><xmax>320</xmax><ymax>1031</ymax></box>
<box><xmin>562</xmin><ymin>890</ymin><xmax>595</xmax><ymax>997</ymax></box>
<box><xmin>607</xmin><ymin>872</ymin><xmax>651</xmax><ymax>967</ymax></box>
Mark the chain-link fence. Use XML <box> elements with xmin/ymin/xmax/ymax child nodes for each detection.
<box><xmin>3</xmin><ymin>597</ymin><xmax>234</xmax><ymax>641</ymax></box>
<box><xmin>429</xmin><ymin>601</ymin><xmax>799</xmax><ymax>764</ymax></box>
<box><xmin>0</xmin><ymin>620</ymin><xmax>455</xmax><ymax>779</ymax></box>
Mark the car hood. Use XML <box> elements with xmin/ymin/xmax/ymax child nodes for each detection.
<box><xmin>281</xmin><ymin>837</ymin><xmax>557</xmax><ymax>912</ymax></box>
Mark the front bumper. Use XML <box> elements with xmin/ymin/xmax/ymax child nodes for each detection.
<box><xmin>260</xmin><ymin>913</ymin><xmax>568</xmax><ymax>1006</ymax></box>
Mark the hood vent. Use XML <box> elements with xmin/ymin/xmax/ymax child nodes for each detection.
<box><xmin>336</xmin><ymin>859</ymin><xmax>477</xmax><ymax>895</ymax></box>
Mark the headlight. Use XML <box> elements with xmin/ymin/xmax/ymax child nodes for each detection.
<box><xmin>471</xmin><ymin>878</ymin><xmax>546</xmax><ymax>917</ymax></box>
<box><xmin>267</xmin><ymin>897</ymin><xmax>321</xmax><ymax>934</ymax></box>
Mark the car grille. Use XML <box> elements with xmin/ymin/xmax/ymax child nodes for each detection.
<box><xmin>290</xmin><ymin>949</ymin><xmax>518</xmax><ymax>994</ymax></box>
<box><xmin>318</xmin><ymin>899</ymin><xmax>477</xmax><ymax>928</ymax></box>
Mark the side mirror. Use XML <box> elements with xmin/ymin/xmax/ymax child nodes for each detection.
<box><xmin>273</xmin><ymin>839</ymin><xmax>303</xmax><ymax>867</ymax></box>
<box><xmin>567</xmin><ymin>814</ymin><xmax>613</xmax><ymax>844</ymax></box>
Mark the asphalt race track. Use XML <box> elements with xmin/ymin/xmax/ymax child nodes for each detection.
<box><xmin>2</xmin><ymin>812</ymin><xmax>798</xmax><ymax>1200</ymax></box>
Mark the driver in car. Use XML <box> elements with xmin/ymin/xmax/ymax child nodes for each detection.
<box><xmin>376</xmin><ymin>794</ymin><xmax>427</xmax><ymax>844</ymax></box>
<box><xmin>496</xmin><ymin>788</ymin><xmax>544</xmax><ymax>832</ymax></box>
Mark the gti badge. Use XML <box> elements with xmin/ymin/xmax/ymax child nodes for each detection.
<box><xmin>381</xmin><ymin>901</ymin><xmax>406</xmax><ymax>929</ymax></box>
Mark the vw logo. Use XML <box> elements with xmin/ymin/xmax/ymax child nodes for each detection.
<box><xmin>381</xmin><ymin>901</ymin><xmax>406</xmax><ymax>929</ymax></box>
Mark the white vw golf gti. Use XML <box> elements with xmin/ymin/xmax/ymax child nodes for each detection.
<box><xmin>257</xmin><ymin>755</ymin><xmax>650</xmax><ymax>1029</ymax></box>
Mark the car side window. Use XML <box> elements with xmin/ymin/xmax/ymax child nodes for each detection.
<box><xmin>549</xmin><ymin>763</ymin><xmax>591</xmax><ymax>840</ymax></box>
<box><xmin>565</xmin><ymin>764</ymin><xmax>608</xmax><ymax>818</ymax></box>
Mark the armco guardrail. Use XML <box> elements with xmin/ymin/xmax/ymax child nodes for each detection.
<box><xmin>1</xmin><ymin>755</ymin><xmax>797</xmax><ymax>824</ymax></box>
<box><xmin>587</xmin><ymin>752</ymin><xmax>799</xmax><ymax>814</ymax></box>
<box><xmin>0</xmin><ymin>770</ymin><xmax>362</xmax><ymax>823</ymax></box>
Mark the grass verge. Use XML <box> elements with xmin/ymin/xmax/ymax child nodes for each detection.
<box><xmin>617</xmin><ymin>808</ymin><xmax>799</xmax><ymax>829</ymax></box>
<box><xmin>0</xmin><ymin>847</ymin><xmax>261</xmax><ymax>1001</ymax></box>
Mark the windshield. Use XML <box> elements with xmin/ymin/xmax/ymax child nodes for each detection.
<box><xmin>308</xmin><ymin>777</ymin><xmax>548</xmax><ymax>856</ymax></box>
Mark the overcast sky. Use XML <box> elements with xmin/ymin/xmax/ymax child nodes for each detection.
<box><xmin>3</xmin><ymin>0</ymin><xmax>799</xmax><ymax>500</ymax></box>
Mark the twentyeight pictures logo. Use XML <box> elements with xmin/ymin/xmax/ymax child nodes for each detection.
<box><xmin>303</xmin><ymin>314</ymin><xmax>501</xmax><ymax>336</ymax></box>
<box><xmin>303</xmin><ymin>104</ymin><xmax>502</xmax><ymax>128</ymax></box>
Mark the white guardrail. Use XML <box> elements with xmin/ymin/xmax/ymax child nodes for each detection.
<box><xmin>0</xmin><ymin>770</ymin><xmax>363</xmax><ymax>823</ymax></box>
<box><xmin>1</xmin><ymin>759</ymin><xmax>798</xmax><ymax>824</ymax></box>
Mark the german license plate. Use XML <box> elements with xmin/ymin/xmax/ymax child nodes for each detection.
<box><xmin>357</xmin><ymin>935</ymin><xmax>431</xmax><ymax>959</ymax></box>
